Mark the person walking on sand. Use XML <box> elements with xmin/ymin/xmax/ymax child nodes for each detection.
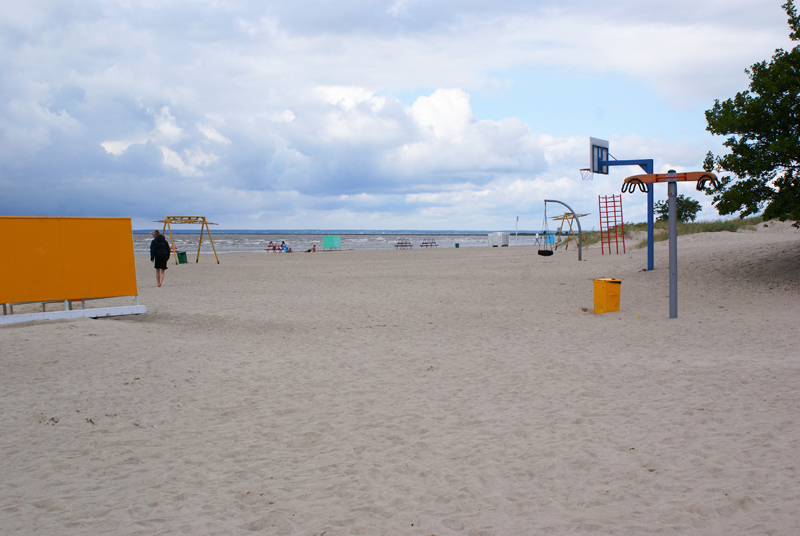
<box><xmin>150</xmin><ymin>230</ymin><xmax>171</xmax><ymax>287</ymax></box>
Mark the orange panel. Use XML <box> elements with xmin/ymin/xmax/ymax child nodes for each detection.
<box><xmin>0</xmin><ymin>218</ymin><xmax>67</xmax><ymax>303</ymax></box>
<box><xmin>0</xmin><ymin>217</ymin><xmax>138</xmax><ymax>303</ymax></box>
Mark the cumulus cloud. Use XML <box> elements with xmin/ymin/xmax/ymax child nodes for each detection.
<box><xmin>387</xmin><ymin>89</ymin><xmax>546</xmax><ymax>178</ymax></box>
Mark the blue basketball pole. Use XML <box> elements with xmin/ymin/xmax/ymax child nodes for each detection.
<box><xmin>599</xmin><ymin>158</ymin><xmax>655</xmax><ymax>271</ymax></box>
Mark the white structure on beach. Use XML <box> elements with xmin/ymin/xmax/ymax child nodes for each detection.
<box><xmin>488</xmin><ymin>232</ymin><xmax>510</xmax><ymax>247</ymax></box>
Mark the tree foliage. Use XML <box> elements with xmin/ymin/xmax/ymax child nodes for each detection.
<box><xmin>654</xmin><ymin>195</ymin><xmax>702</xmax><ymax>222</ymax></box>
<box><xmin>704</xmin><ymin>1</ymin><xmax>800</xmax><ymax>224</ymax></box>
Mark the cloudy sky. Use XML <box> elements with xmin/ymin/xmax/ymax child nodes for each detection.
<box><xmin>0</xmin><ymin>0</ymin><xmax>793</xmax><ymax>230</ymax></box>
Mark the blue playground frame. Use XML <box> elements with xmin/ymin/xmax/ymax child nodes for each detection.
<box><xmin>599</xmin><ymin>157</ymin><xmax>655</xmax><ymax>271</ymax></box>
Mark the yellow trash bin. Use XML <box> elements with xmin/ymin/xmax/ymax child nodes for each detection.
<box><xmin>594</xmin><ymin>278</ymin><xmax>621</xmax><ymax>314</ymax></box>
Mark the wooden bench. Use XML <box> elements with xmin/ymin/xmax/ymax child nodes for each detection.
<box><xmin>394</xmin><ymin>238</ymin><xmax>413</xmax><ymax>249</ymax></box>
<box><xmin>419</xmin><ymin>239</ymin><xmax>438</xmax><ymax>248</ymax></box>
<box><xmin>265</xmin><ymin>244</ymin><xmax>282</xmax><ymax>252</ymax></box>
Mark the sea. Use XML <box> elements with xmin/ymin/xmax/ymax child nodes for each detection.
<box><xmin>132</xmin><ymin>230</ymin><xmax>551</xmax><ymax>255</ymax></box>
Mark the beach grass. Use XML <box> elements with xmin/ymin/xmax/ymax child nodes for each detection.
<box><xmin>580</xmin><ymin>231</ymin><xmax>602</xmax><ymax>247</ymax></box>
<box><xmin>545</xmin><ymin>217</ymin><xmax>762</xmax><ymax>250</ymax></box>
<box><xmin>625</xmin><ymin>216</ymin><xmax>762</xmax><ymax>249</ymax></box>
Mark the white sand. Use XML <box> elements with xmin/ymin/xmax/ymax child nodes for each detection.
<box><xmin>2</xmin><ymin>222</ymin><xmax>799</xmax><ymax>534</ymax></box>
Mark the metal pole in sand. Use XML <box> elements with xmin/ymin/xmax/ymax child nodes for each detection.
<box><xmin>667</xmin><ymin>177</ymin><xmax>678</xmax><ymax>319</ymax></box>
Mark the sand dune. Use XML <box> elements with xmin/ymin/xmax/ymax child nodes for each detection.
<box><xmin>1</xmin><ymin>222</ymin><xmax>799</xmax><ymax>534</ymax></box>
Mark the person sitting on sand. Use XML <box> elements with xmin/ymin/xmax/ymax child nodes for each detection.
<box><xmin>305</xmin><ymin>245</ymin><xmax>316</xmax><ymax>252</ymax></box>
<box><xmin>281</xmin><ymin>241</ymin><xmax>292</xmax><ymax>253</ymax></box>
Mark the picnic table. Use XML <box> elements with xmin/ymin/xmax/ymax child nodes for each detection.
<box><xmin>419</xmin><ymin>239</ymin><xmax>438</xmax><ymax>248</ymax></box>
<box><xmin>394</xmin><ymin>238</ymin><xmax>413</xmax><ymax>249</ymax></box>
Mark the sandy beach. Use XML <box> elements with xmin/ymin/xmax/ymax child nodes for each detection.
<box><xmin>2</xmin><ymin>222</ymin><xmax>799</xmax><ymax>535</ymax></box>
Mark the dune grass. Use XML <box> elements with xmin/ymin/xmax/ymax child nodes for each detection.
<box><xmin>581</xmin><ymin>231</ymin><xmax>602</xmax><ymax>247</ymax></box>
<box><xmin>547</xmin><ymin>216</ymin><xmax>763</xmax><ymax>250</ymax></box>
<box><xmin>626</xmin><ymin>216</ymin><xmax>763</xmax><ymax>249</ymax></box>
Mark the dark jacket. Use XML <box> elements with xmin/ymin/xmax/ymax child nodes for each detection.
<box><xmin>150</xmin><ymin>235</ymin><xmax>171</xmax><ymax>261</ymax></box>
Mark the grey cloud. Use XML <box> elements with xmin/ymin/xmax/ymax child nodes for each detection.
<box><xmin>263</xmin><ymin>0</ymin><xmax>787</xmax><ymax>36</ymax></box>
<box><xmin>0</xmin><ymin>0</ymin><xmax>773</xmax><ymax>228</ymax></box>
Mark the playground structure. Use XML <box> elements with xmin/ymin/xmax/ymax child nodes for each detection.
<box><xmin>1</xmin><ymin>217</ymin><xmax>146</xmax><ymax>325</ymax></box>
<box><xmin>588</xmin><ymin>137</ymin><xmax>656</xmax><ymax>270</ymax></box>
<box><xmin>156</xmin><ymin>216</ymin><xmax>219</xmax><ymax>264</ymax></box>
<box><xmin>621</xmin><ymin>170</ymin><xmax>718</xmax><ymax>318</ymax></box>
<box><xmin>538</xmin><ymin>202</ymin><xmax>553</xmax><ymax>256</ymax></box>
<box><xmin>551</xmin><ymin>212</ymin><xmax>588</xmax><ymax>251</ymax></box>
<box><xmin>598</xmin><ymin>194</ymin><xmax>625</xmax><ymax>254</ymax></box>
<box><xmin>585</xmin><ymin>138</ymin><xmax>721</xmax><ymax>318</ymax></box>
<box><xmin>622</xmin><ymin>171</ymin><xmax>719</xmax><ymax>192</ymax></box>
<box><xmin>541</xmin><ymin>200</ymin><xmax>583</xmax><ymax>260</ymax></box>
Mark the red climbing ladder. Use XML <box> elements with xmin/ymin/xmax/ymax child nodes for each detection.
<box><xmin>598</xmin><ymin>194</ymin><xmax>625</xmax><ymax>255</ymax></box>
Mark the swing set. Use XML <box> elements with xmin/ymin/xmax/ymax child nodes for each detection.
<box><xmin>155</xmin><ymin>216</ymin><xmax>220</xmax><ymax>264</ymax></box>
<box><xmin>538</xmin><ymin>203</ymin><xmax>554</xmax><ymax>257</ymax></box>
<box><xmin>552</xmin><ymin>211</ymin><xmax>589</xmax><ymax>251</ymax></box>
<box><xmin>538</xmin><ymin>199</ymin><xmax>584</xmax><ymax>261</ymax></box>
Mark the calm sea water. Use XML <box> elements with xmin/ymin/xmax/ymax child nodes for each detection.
<box><xmin>133</xmin><ymin>232</ymin><xmax>550</xmax><ymax>255</ymax></box>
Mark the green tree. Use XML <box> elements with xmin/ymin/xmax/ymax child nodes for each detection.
<box><xmin>704</xmin><ymin>0</ymin><xmax>800</xmax><ymax>225</ymax></box>
<box><xmin>654</xmin><ymin>195</ymin><xmax>703</xmax><ymax>222</ymax></box>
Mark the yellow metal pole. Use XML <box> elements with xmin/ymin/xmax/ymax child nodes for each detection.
<box><xmin>205</xmin><ymin>218</ymin><xmax>220</xmax><ymax>264</ymax></box>
<box><xmin>567</xmin><ymin>215</ymin><xmax>585</xmax><ymax>250</ymax></box>
<box><xmin>166</xmin><ymin>221</ymin><xmax>178</xmax><ymax>265</ymax></box>
<box><xmin>554</xmin><ymin>215</ymin><xmax>566</xmax><ymax>251</ymax></box>
<box><xmin>564</xmin><ymin>215</ymin><xmax>575</xmax><ymax>250</ymax></box>
<box><xmin>196</xmin><ymin>221</ymin><xmax>205</xmax><ymax>263</ymax></box>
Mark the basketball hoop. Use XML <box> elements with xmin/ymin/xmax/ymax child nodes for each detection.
<box><xmin>580</xmin><ymin>168</ymin><xmax>594</xmax><ymax>181</ymax></box>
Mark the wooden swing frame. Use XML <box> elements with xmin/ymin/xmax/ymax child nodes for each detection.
<box><xmin>155</xmin><ymin>216</ymin><xmax>220</xmax><ymax>264</ymax></box>
<box><xmin>552</xmin><ymin>212</ymin><xmax>589</xmax><ymax>251</ymax></box>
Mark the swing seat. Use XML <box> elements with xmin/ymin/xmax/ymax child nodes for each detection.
<box><xmin>537</xmin><ymin>250</ymin><xmax>554</xmax><ymax>256</ymax></box>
